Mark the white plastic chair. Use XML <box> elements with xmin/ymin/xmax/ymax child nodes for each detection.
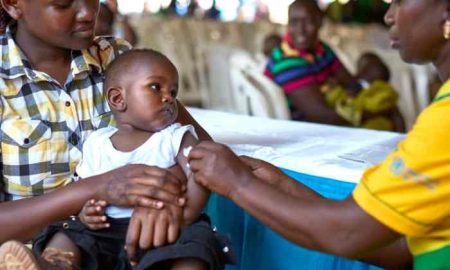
<box><xmin>199</xmin><ymin>43</ymin><xmax>238</xmax><ymax>111</ymax></box>
<box><xmin>229</xmin><ymin>62</ymin><xmax>273</xmax><ymax>118</ymax></box>
<box><xmin>229</xmin><ymin>50</ymin><xmax>290</xmax><ymax>119</ymax></box>
<box><xmin>245</xmin><ymin>68</ymin><xmax>290</xmax><ymax>120</ymax></box>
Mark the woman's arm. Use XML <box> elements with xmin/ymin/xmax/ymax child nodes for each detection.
<box><xmin>239</xmin><ymin>156</ymin><xmax>412</xmax><ymax>269</ymax></box>
<box><xmin>361</xmin><ymin>238</ymin><xmax>412</xmax><ymax>269</ymax></box>
<box><xmin>334</xmin><ymin>64</ymin><xmax>358</xmax><ymax>90</ymax></box>
<box><xmin>239</xmin><ymin>156</ymin><xmax>320</xmax><ymax>199</ymax></box>
<box><xmin>0</xmin><ymin>164</ymin><xmax>185</xmax><ymax>242</ymax></box>
<box><xmin>288</xmin><ymin>84</ymin><xmax>349</xmax><ymax>125</ymax></box>
<box><xmin>188</xmin><ymin>142</ymin><xmax>404</xmax><ymax>260</ymax></box>
<box><xmin>176</xmin><ymin>101</ymin><xmax>212</xmax><ymax>141</ymax></box>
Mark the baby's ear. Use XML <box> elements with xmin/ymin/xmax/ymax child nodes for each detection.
<box><xmin>1</xmin><ymin>0</ymin><xmax>23</xmax><ymax>20</ymax></box>
<box><xmin>106</xmin><ymin>87</ymin><xmax>126</xmax><ymax>111</ymax></box>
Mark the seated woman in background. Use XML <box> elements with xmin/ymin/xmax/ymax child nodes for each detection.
<box><xmin>264</xmin><ymin>0</ymin><xmax>357</xmax><ymax>125</ymax></box>
<box><xmin>265</xmin><ymin>0</ymin><xmax>404</xmax><ymax>131</ymax></box>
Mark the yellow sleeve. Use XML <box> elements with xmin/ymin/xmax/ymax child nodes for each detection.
<box><xmin>353</xmin><ymin>98</ymin><xmax>450</xmax><ymax>237</ymax></box>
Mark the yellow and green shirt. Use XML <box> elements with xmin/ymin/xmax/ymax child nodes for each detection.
<box><xmin>0</xmin><ymin>26</ymin><xmax>130</xmax><ymax>200</ymax></box>
<box><xmin>353</xmin><ymin>80</ymin><xmax>450</xmax><ymax>269</ymax></box>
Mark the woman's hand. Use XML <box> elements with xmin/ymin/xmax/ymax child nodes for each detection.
<box><xmin>125</xmin><ymin>204</ymin><xmax>183</xmax><ymax>265</ymax></box>
<box><xmin>240</xmin><ymin>156</ymin><xmax>321</xmax><ymax>199</ymax></box>
<box><xmin>188</xmin><ymin>142</ymin><xmax>255</xmax><ymax>198</ymax></box>
<box><xmin>239</xmin><ymin>156</ymin><xmax>286</xmax><ymax>186</ymax></box>
<box><xmin>95</xmin><ymin>164</ymin><xmax>186</xmax><ymax>209</ymax></box>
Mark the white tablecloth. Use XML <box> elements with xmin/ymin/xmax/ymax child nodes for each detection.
<box><xmin>188</xmin><ymin>107</ymin><xmax>405</xmax><ymax>183</ymax></box>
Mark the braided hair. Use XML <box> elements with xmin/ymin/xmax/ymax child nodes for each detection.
<box><xmin>0</xmin><ymin>5</ymin><xmax>12</xmax><ymax>34</ymax></box>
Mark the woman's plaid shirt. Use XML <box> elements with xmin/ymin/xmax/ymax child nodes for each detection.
<box><xmin>0</xmin><ymin>27</ymin><xmax>130</xmax><ymax>200</ymax></box>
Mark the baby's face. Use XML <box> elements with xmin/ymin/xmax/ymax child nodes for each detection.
<box><xmin>358</xmin><ymin>63</ymin><xmax>386</xmax><ymax>83</ymax></box>
<box><xmin>124</xmin><ymin>59</ymin><xmax>179</xmax><ymax>132</ymax></box>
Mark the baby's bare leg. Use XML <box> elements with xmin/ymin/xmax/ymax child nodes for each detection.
<box><xmin>171</xmin><ymin>258</ymin><xmax>208</xmax><ymax>270</ymax></box>
<box><xmin>41</xmin><ymin>232</ymin><xmax>81</xmax><ymax>269</ymax></box>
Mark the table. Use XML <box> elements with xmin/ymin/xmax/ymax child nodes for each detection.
<box><xmin>188</xmin><ymin>108</ymin><xmax>405</xmax><ymax>270</ymax></box>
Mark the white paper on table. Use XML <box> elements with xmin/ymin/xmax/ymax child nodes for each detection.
<box><xmin>337</xmin><ymin>135</ymin><xmax>404</xmax><ymax>166</ymax></box>
<box><xmin>227</xmin><ymin>144</ymin><xmax>367</xmax><ymax>183</ymax></box>
<box><xmin>228</xmin><ymin>144</ymin><xmax>282</xmax><ymax>163</ymax></box>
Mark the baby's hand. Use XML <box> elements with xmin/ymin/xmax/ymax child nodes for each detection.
<box><xmin>79</xmin><ymin>199</ymin><xmax>110</xmax><ymax>230</ymax></box>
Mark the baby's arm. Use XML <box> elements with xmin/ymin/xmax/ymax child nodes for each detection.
<box><xmin>171</xmin><ymin>132</ymin><xmax>210</xmax><ymax>225</ymax></box>
<box><xmin>125</xmin><ymin>132</ymin><xmax>207</xmax><ymax>262</ymax></box>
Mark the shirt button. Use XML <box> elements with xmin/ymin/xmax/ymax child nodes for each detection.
<box><xmin>70</xmin><ymin>136</ymin><xmax>78</xmax><ymax>145</ymax></box>
<box><xmin>65</xmin><ymin>101</ymin><xmax>71</xmax><ymax>107</ymax></box>
<box><xmin>23</xmin><ymin>138</ymin><xmax>30</xmax><ymax>144</ymax></box>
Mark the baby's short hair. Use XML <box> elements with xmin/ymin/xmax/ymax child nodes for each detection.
<box><xmin>358</xmin><ymin>52</ymin><xmax>390</xmax><ymax>81</ymax></box>
<box><xmin>104</xmin><ymin>49</ymin><xmax>173</xmax><ymax>91</ymax></box>
<box><xmin>263</xmin><ymin>33</ymin><xmax>282</xmax><ymax>56</ymax></box>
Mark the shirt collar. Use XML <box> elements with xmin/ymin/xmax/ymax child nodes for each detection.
<box><xmin>77</xmin><ymin>36</ymin><xmax>116</xmax><ymax>75</ymax></box>
<box><xmin>72</xmin><ymin>37</ymin><xmax>112</xmax><ymax>75</ymax></box>
<box><xmin>281</xmin><ymin>32</ymin><xmax>325</xmax><ymax>63</ymax></box>
<box><xmin>0</xmin><ymin>25</ymin><xmax>29</xmax><ymax>80</ymax></box>
<box><xmin>433</xmin><ymin>79</ymin><xmax>450</xmax><ymax>103</ymax></box>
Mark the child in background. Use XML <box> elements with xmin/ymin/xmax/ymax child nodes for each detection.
<box><xmin>357</xmin><ymin>52</ymin><xmax>391</xmax><ymax>86</ymax></box>
<box><xmin>262</xmin><ymin>33</ymin><xmax>282</xmax><ymax>58</ymax></box>
<box><xmin>33</xmin><ymin>49</ymin><xmax>234</xmax><ymax>270</ymax></box>
<box><xmin>322</xmin><ymin>52</ymin><xmax>405</xmax><ymax>132</ymax></box>
<box><xmin>95</xmin><ymin>2</ymin><xmax>115</xmax><ymax>37</ymax></box>
<box><xmin>96</xmin><ymin>0</ymin><xmax>137</xmax><ymax>46</ymax></box>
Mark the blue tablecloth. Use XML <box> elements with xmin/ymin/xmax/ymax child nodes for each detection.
<box><xmin>205</xmin><ymin>168</ymin><xmax>381</xmax><ymax>270</ymax></box>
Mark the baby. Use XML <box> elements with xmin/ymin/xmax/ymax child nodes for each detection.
<box><xmin>322</xmin><ymin>52</ymin><xmax>405</xmax><ymax>132</ymax></box>
<box><xmin>33</xmin><ymin>49</ymin><xmax>233</xmax><ymax>270</ymax></box>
